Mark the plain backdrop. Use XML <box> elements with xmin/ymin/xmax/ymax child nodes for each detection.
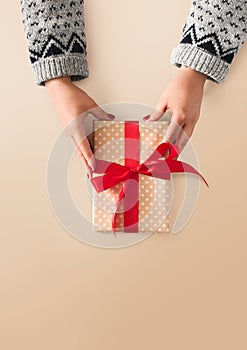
<box><xmin>1</xmin><ymin>1</ymin><xmax>247</xmax><ymax>349</ymax></box>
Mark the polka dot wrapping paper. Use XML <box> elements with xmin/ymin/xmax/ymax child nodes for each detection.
<box><xmin>92</xmin><ymin>120</ymin><xmax>172</xmax><ymax>233</ymax></box>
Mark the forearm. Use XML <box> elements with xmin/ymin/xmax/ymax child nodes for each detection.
<box><xmin>20</xmin><ymin>0</ymin><xmax>89</xmax><ymax>86</ymax></box>
<box><xmin>171</xmin><ymin>0</ymin><xmax>247</xmax><ymax>83</ymax></box>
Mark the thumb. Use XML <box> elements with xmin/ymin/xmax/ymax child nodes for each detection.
<box><xmin>143</xmin><ymin>104</ymin><xmax>168</xmax><ymax>122</ymax></box>
<box><xmin>88</xmin><ymin>104</ymin><xmax>116</xmax><ymax>121</ymax></box>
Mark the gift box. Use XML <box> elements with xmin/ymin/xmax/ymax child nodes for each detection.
<box><xmin>90</xmin><ymin>120</ymin><xmax>208</xmax><ymax>236</ymax></box>
<box><xmin>91</xmin><ymin>120</ymin><xmax>172</xmax><ymax>234</ymax></box>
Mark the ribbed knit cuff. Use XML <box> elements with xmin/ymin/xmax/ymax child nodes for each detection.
<box><xmin>170</xmin><ymin>44</ymin><xmax>230</xmax><ymax>83</ymax></box>
<box><xmin>31</xmin><ymin>54</ymin><xmax>89</xmax><ymax>86</ymax></box>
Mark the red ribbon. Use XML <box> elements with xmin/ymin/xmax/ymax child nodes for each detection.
<box><xmin>91</xmin><ymin>121</ymin><xmax>208</xmax><ymax>236</ymax></box>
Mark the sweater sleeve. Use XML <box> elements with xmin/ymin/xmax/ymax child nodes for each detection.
<box><xmin>170</xmin><ymin>0</ymin><xmax>247</xmax><ymax>83</ymax></box>
<box><xmin>20</xmin><ymin>0</ymin><xmax>89</xmax><ymax>86</ymax></box>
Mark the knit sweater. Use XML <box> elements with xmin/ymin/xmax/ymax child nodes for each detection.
<box><xmin>20</xmin><ymin>0</ymin><xmax>247</xmax><ymax>86</ymax></box>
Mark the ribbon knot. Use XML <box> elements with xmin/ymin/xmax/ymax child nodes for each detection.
<box><xmin>130</xmin><ymin>165</ymin><xmax>141</xmax><ymax>175</ymax></box>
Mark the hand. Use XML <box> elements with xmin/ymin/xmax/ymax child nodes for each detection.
<box><xmin>144</xmin><ymin>66</ymin><xmax>207</xmax><ymax>152</ymax></box>
<box><xmin>45</xmin><ymin>77</ymin><xmax>115</xmax><ymax>175</ymax></box>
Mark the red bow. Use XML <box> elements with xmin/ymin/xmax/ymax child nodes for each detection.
<box><xmin>91</xmin><ymin>141</ymin><xmax>208</xmax><ymax>236</ymax></box>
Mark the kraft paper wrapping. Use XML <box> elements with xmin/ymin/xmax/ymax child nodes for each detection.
<box><xmin>92</xmin><ymin>120</ymin><xmax>172</xmax><ymax>233</ymax></box>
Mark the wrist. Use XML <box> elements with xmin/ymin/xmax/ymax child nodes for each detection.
<box><xmin>180</xmin><ymin>66</ymin><xmax>207</xmax><ymax>85</ymax></box>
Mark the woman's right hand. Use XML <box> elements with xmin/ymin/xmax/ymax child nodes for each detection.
<box><xmin>45</xmin><ymin>76</ymin><xmax>115</xmax><ymax>176</ymax></box>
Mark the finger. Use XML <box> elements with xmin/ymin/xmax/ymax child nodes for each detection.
<box><xmin>71</xmin><ymin>127</ymin><xmax>96</xmax><ymax>173</ymax></box>
<box><xmin>148</xmin><ymin>109</ymin><xmax>164</xmax><ymax>121</ymax></box>
<box><xmin>68</xmin><ymin>117</ymin><xmax>95</xmax><ymax>168</ymax></box>
<box><xmin>88</xmin><ymin>105</ymin><xmax>115</xmax><ymax>121</ymax></box>
<box><xmin>78</xmin><ymin>137</ymin><xmax>96</xmax><ymax>172</ymax></box>
<box><xmin>175</xmin><ymin>124</ymin><xmax>194</xmax><ymax>153</ymax></box>
<box><xmin>70</xmin><ymin>134</ymin><xmax>92</xmax><ymax>175</ymax></box>
<box><xmin>74</xmin><ymin>131</ymin><xmax>96</xmax><ymax>171</ymax></box>
<box><xmin>145</xmin><ymin>97</ymin><xmax>168</xmax><ymax>121</ymax></box>
<box><xmin>144</xmin><ymin>107</ymin><xmax>167</xmax><ymax>122</ymax></box>
<box><xmin>78</xmin><ymin>149</ymin><xmax>92</xmax><ymax>177</ymax></box>
<box><xmin>163</xmin><ymin>113</ymin><xmax>185</xmax><ymax>144</ymax></box>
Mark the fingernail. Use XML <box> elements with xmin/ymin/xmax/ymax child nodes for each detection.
<box><xmin>108</xmin><ymin>114</ymin><xmax>116</xmax><ymax>120</ymax></box>
<box><xmin>143</xmin><ymin>115</ymin><xmax>150</xmax><ymax>121</ymax></box>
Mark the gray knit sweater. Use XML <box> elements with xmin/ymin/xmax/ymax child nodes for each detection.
<box><xmin>20</xmin><ymin>0</ymin><xmax>247</xmax><ymax>86</ymax></box>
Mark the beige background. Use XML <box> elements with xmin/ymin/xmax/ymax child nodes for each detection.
<box><xmin>1</xmin><ymin>1</ymin><xmax>247</xmax><ymax>349</ymax></box>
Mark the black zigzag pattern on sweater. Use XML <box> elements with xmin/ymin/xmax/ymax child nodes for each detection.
<box><xmin>29</xmin><ymin>32</ymin><xmax>86</xmax><ymax>64</ymax></box>
<box><xmin>180</xmin><ymin>23</ymin><xmax>238</xmax><ymax>64</ymax></box>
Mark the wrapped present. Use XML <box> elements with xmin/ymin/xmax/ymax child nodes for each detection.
<box><xmin>91</xmin><ymin>120</ymin><xmax>171</xmax><ymax>234</ymax></box>
<box><xmin>90</xmin><ymin>120</ymin><xmax>208</xmax><ymax>235</ymax></box>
